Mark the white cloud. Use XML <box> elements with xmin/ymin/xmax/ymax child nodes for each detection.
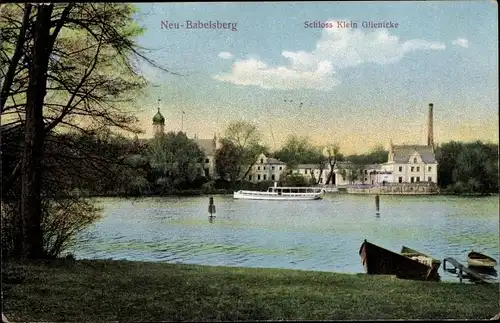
<box><xmin>213</xmin><ymin>19</ymin><xmax>446</xmax><ymax>91</ymax></box>
<box><xmin>451</xmin><ymin>38</ymin><xmax>469</xmax><ymax>48</ymax></box>
<box><xmin>218</xmin><ymin>52</ymin><xmax>234</xmax><ymax>59</ymax></box>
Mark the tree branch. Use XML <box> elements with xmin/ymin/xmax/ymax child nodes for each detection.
<box><xmin>0</xmin><ymin>3</ymin><xmax>31</xmax><ymax>113</ymax></box>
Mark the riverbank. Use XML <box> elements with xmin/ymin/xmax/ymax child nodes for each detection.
<box><xmin>2</xmin><ymin>259</ymin><xmax>498</xmax><ymax>321</ymax></box>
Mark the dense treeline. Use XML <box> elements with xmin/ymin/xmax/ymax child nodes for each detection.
<box><xmin>435</xmin><ymin>141</ymin><xmax>498</xmax><ymax>195</ymax></box>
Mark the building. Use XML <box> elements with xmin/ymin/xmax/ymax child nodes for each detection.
<box><xmin>381</xmin><ymin>103</ymin><xmax>438</xmax><ymax>184</ymax></box>
<box><xmin>326</xmin><ymin>103</ymin><xmax>438</xmax><ymax>187</ymax></box>
<box><xmin>193</xmin><ymin>135</ymin><xmax>218</xmax><ymax>178</ymax></box>
<box><xmin>246</xmin><ymin>153</ymin><xmax>286</xmax><ymax>183</ymax></box>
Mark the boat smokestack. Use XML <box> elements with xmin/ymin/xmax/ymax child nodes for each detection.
<box><xmin>427</xmin><ymin>103</ymin><xmax>434</xmax><ymax>149</ymax></box>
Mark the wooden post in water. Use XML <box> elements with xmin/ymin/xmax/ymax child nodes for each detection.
<box><xmin>375</xmin><ymin>194</ymin><xmax>380</xmax><ymax>216</ymax></box>
<box><xmin>208</xmin><ymin>197</ymin><xmax>216</xmax><ymax>221</ymax></box>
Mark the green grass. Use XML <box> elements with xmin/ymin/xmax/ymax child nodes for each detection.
<box><xmin>2</xmin><ymin>259</ymin><xmax>499</xmax><ymax>321</ymax></box>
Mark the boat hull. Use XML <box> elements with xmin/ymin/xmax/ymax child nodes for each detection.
<box><xmin>400</xmin><ymin>246</ymin><xmax>442</xmax><ymax>270</ymax></box>
<box><xmin>359</xmin><ymin>240</ymin><xmax>440</xmax><ymax>281</ymax></box>
<box><xmin>467</xmin><ymin>251</ymin><xmax>498</xmax><ymax>268</ymax></box>
<box><xmin>233</xmin><ymin>191</ymin><xmax>322</xmax><ymax>200</ymax></box>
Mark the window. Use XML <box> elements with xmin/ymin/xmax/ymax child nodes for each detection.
<box><xmin>257</xmin><ymin>175</ymin><xmax>261</xmax><ymax>181</ymax></box>
<box><xmin>272</xmin><ymin>166</ymin><xmax>275</xmax><ymax>170</ymax></box>
<box><xmin>398</xmin><ymin>166</ymin><xmax>403</xmax><ymax>172</ymax></box>
<box><xmin>263</xmin><ymin>166</ymin><xmax>266</xmax><ymax>170</ymax></box>
<box><xmin>271</xmin><ymin>174</ymin><xmax>275</xmax><ymax>180</ymax></box>
<box><xmin>260</xmin><ymin>159</ymin><xmax>264</xmax><ymax>163</ymax></box>
<box><xmin>204</xmin><ymin>169</ymin><xmax>209</xmax><ymax>177</ymax></box>
<box><xmin>305</xmin><ymin>169</ymin><xmax>308</xmax><ymax>174</ymax></box>
<box><xmin>416</xmin><ymin>166</ymin><xmax>420</xmax><ymax>172</ymax></box>
<box><xmin>428</xmin><ymin>166</ymin><xmax>431</xmax><ymax>172</ymax></box>
<box><xmin>249</xmin><ymin>175</ymin><xmax>252</xmax><ymax>181</ymax></box>
<box><xmin>279</xmin><ymin>166</ymin><xmax>282</xmax><ymax>170</ymax></box>
<box><xmin>364</xmin><ymin>170</ymin><xmax>368</xmax><ymax>174</ymax></box>
<box><xmin>411</xmin><ymin>167</ymin><xmax>414</xmax><ymax>172</ymax></box>
<box><xmin>205</xmin><ymin>158</ymin><xmax>210</xmax><ymax>163</ymax></box>
<box><xmin>413</xmin><ymin>158</ymin><xmax>417</xmax><ymax>163</ymax></box>
<box><xmin>410</xmin><ymin>177</ymin><xmax>415</xmax><ymax>183</ymax></box>
<box><xmin>398</xmin><ymin>177</ymin><xmax>403</xmax><ymax>183</ymax></box>
<box><xmin>428</xmin><ymin>176</ymin><xmax>432</xmax><ymax>182</ymax></box>
<box><xmin>416</xmin><ymin>176</ymin><xmax>420</xmax><ymax>182</ymax></box>
<box><xmin>257</xmin><ymin>166</ymin><xmax>260</xmax><ymax>170</ymax></box>
<box><xmin>263</xmin><ymin>175</ymin><xmax>267</xmax><ymax>180</ymax></box>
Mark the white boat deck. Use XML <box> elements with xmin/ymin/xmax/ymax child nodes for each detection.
<box><xmin>233</xmin><ymin>184</ymin><xmax>324</xmax><ymax>200</ymax></box>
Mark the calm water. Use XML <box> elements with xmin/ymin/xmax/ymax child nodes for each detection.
<box><xmin>72</xmin><ymin>194</ymin><xmax>499</xmax><ymax>281</ymax></box>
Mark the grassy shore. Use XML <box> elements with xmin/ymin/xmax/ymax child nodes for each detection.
<box><xmin>2</xmin><ymin>259</ymin><xmax>499</xmax><ymax>321</ymax></box>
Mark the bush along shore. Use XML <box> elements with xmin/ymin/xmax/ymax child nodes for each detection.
<box><xmin>2</xmin><ymin>259</ymin><xmax>499</xmax><ymax>321</ymax></box>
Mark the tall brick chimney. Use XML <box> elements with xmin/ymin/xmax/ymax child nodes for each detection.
<box><xmin>427</xmin><ymin>103</ymin><xmax>434</xmax><ymax>149</ymax></box>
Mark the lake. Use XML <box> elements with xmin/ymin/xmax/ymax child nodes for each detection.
<box><xmin>72</xmin><ymin>194</ymin><xmax>499</xmax><ymax>281</ymax></box>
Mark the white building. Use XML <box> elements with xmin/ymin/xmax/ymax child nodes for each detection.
<box><xmin>246</xmin><ymin>153</ymin><xmax>286</xmax><ymax>183</ymax></box>
<box><xmin>381</xmin><ymin>103</ymin><xmax>438</xmax><ymax>184</ymax></box>
<box><xmin>381</xmin><ymin>142</ymin><xmax>438</xmax><ymax>184</ymax></box>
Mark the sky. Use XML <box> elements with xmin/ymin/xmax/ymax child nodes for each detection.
<box><xmin>130</xmin><ymin>1</ymin><xmax>498</xmax><ymax>155</ymax></box>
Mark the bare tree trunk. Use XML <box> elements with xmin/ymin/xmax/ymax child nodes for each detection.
<box><xmin>326</xmin><ymin>161</ymin><xmax>338</xmax><ymax>184</ymax></box>
<box><xmin>21</xmin><ymin>4</ymin><xmax>53</xmax><ymax>259</ymax></box>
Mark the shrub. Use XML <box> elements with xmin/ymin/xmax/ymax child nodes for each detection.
<box><xmin>1</xmin><ymin>197</ymin><xmax>102</xmax><ymax>259</ymax></box>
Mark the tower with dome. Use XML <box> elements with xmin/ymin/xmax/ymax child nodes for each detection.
<box><xmin>152</xmin><ymin>107</ymin><xmax>165</xmax><ymax>137</ymax></box>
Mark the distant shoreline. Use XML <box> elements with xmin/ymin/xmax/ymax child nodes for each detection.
<box><xmin>78</xmin><ymin>190</ymin><xmax>498</xmax><ymax>199</ymax></box>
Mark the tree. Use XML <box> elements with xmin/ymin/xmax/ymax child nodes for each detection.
<box><xmin>435</xmin><ymin>141</ymin><xmax>464</xmax><ymax>189</ymax></box>
<box><xmin>147</xmin><ymin>132</ymin><xmax>205</xmax><ymax>189</ymax></box>
<box><xmin>218</xmin><ymin>120</ymin><xmax>266</xmax><ymax>188</ymax></box>
<box><xmin>367</xmin><ymin>145</ymin><xmax>389</xmax><ymax>164</ymax></box>
<box><xmin>280</xmin><ymin>173</ymin><xmax>310</xmax><ymax>187</ymax></box>
<box><xmin>434</xmin><ymin>141</ymin><xmax>498</xmax><ymax>194</ymax></box>
<box><xmin>1</xmin><ymin>3</ymin><xmax>175</xmax><ymax>259</ymax></box>
<box><xmin>338</xmin><ymin>163</ymin><xmax>364</xmax><ymax>185</ymax></box>
<box><xmin>215</xmin><ymin>138</ymin><xmax>241</xmax><ymax>183</ymax></box>
<box><xmin>20</xmin><ymin>3</ymin><xmax>54</xmax><ymax>258</ymax></box>
<box><xmin>1</xmin><ymin>127</ymin><xmax>144</xmax><ymax>258</ymax></box>
<box><xmin>274</xmin><ymin>135</ymin><xmax>318</xmax><ymax>168</ymax></box>
<box><xmin>345</xmin><ymin>145</ymin><xmax>388</xmax><ymax>165</ymax></box>
<box><xmin>309</xmin><ymin>147</ymin><xmax>328</xmax><ymax>185</ymax></box>
<box><xmin>323</xmin><ymin>144</ymin><xmax>343</xmax><ymax>184</ymax></box>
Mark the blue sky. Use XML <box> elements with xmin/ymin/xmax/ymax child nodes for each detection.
<box><xmin>131</xmin><ymin>1</ymin><xmax>498</xmax><ymax>154</ymax></box>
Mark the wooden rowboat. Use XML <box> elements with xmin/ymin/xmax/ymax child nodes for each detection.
<box><xmin>400</xmin><ymin>246</ymin><xmax>442</xmax><ymax>270</ymax></box>
<box><xmin>467</xmin><ymin>251</ymin><xmax>497</xmax><ymax>269</ymax></box>
<box><xmin>359</xmin><ymin>240</ymin><xmax>440</xmax><ymax>281</ymax></box>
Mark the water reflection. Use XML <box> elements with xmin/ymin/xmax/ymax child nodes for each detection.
<box><xmin>72</xmin><ymin>195</ymin><xmax>499</xmax><ymax>281</ymax></box>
